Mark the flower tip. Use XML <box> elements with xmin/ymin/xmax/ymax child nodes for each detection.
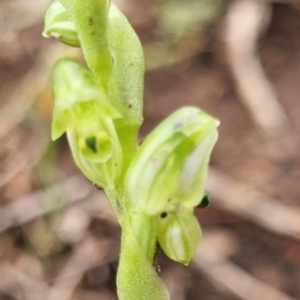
<box><xmin>51</xmin><ymin>114</ymin><xmax>67</xmax><ymax>141</ymax></box>
<box><xmin>41</xmin><ymin>30</ymin><xmax>48</xmax><ymax>38</ymax></box>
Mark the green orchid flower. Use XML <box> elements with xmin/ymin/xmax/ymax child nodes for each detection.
<box><xmin>125</xmin><ymin>107</ymin><xmax>219</xmax><ymax>215</ymax></box>
<box><xmin>51</xmin><ymin>59</ymin><xmax>123</xmax><ymax>190</ymax></box>
<box><xmin>125</xmin><ymin>107</ymin><xmax>219</xmax><ymax>264</ymax></box>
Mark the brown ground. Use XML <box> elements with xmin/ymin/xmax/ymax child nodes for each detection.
<box><xmin>0</xmin><ymin>1</ymin><xmax>300</xmax><ymax>300</ymax></box>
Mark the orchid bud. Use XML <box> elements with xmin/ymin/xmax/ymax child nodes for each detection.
<box><xmin>43</xmin><ymin>0</ymin><xmax>80</xmax><ymax>47</ymax></box>
<box><xmin>52</xmin><ymin>59</ymin><xmax>123</xmax><ymax>189</ymax></box>
<box><xmin>125</xmin><ymin>107</ymin><xmax>219</xmax><ymax>215</ymax></box>
<box><xmin>157</xmin><ymin>209</ymin><xmax>201</xmax><ymax>265</ymax></box>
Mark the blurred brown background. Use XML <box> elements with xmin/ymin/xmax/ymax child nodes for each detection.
<box><xmin>1</xmin><ymin>0</ymin><xmax>300</xmax><ymax>299</ymax></box>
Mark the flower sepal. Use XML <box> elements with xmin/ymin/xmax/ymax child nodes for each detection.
<box><xmin>43</xmin><ymin>0</ymin><xmax>80</xmax><ymax>47</ymax></box>
<box><xmin>51</xmin><ymin>59</ymin><xmax>123</xmax><ymax>190</ymax></box>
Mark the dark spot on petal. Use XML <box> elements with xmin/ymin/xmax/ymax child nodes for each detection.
<box><xmin>88</xmin><ymin>17</ymin><xmax>93</xmax><ymax>25</ymax></box>
<box><xmin>161</xmin><ymin>212</ymin><xmax>167</xmax><ymax>218</ymax></box>
<box><xmin>85</xmin><ymin>136</ymin><xmax>97</xmax><ymax>153</ymax></box>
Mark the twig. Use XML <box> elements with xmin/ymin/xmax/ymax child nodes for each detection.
<box><xmin>207</xmin><ymin>168</ymin><xmax>300</xmax><ymax>239</ymax></box>
<box><xmin>0</xmin><ymin>0</ymin><xmax>51</xmax><ymax>31</ymax></box>
<box><xmin>224</xmin><ymin>0</ymin><xmax>289</xmax><ymax>138</ymax></box>
<box><xmin>46</xmin><ymin>235</ymin><xmax>118</xmax><ymax>300</ymax></box>
<box><xmin>254</xmin><ymin>0</ymin><xmax>300</xmax><ymax>3</ymax></box>
<box><xmin>72</xmin><ymin>289</ymin><xmax>117</xmax><ymax>300</ymax></box>
<box><xmin>0</xmin><ymin>125</ymin><xmax>49</xmax><ymax>189</ymax></box>
<box><xmin>0</xmin><ymin>174</ymin><xmax>93</xmax><ymax>233</ymax></box>
<box><xmin>192</xmin><ymin>230</ymin><xmax>297</xmax><ymax>300</ymax></box>
<box><xmin>0</xmin><ymin>43</ymin><xmax>78</xmax><ymax>140</ymax></box>
<box><xmin>0</xmin><ymin>262</ymin><xmax>48</xmax><ymax>300</ymax></box>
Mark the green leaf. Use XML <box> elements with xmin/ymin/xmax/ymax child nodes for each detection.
<box><xmin>107</xmin><ymin>4</ymin><xmax>144</xmax><ymax>126</ymax></box>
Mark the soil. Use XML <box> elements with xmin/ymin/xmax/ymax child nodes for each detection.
<box><xmin>1</xmin><ymin>2</ymin><xmax>300</xmax><ymax>300</ymax></box>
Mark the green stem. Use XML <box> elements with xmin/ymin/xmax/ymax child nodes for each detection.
<box><xmin>130</xmin><ymin>213</ymin><xmax>158</xmax><ymax>261</ymax></box>
<box><xmin>60</xmin><ymin>0</ymin><xmax>112</xmax><ymax>89</ymax></box>
<box><xmin>105</xmin><ymin>188</ymin><xmax>125</xmax><ymax>222</ymax></box>
<box><xmin>115</xmin><ymin>123</ymin><xmax>139</xmax><ymax>183</ymax></box>
<box><xmin>117</xmin><ymin>214</ymin><xmax>169</xmax><ymax>300</ymax></box>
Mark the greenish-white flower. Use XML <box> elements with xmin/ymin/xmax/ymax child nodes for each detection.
<box><xmin>125</xmin><ymin>107</ymin><xmax>219</xmax><ymax>263</ymax></box>
<box><xmin>52</xmin><ymin>59</ymin><xmax>123</xmax><ymax>189</ymax></box>
<box><xmin>125</xmin><ymin>107</ymin><xmax>219</xmax><ymax>215</ymax></box>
